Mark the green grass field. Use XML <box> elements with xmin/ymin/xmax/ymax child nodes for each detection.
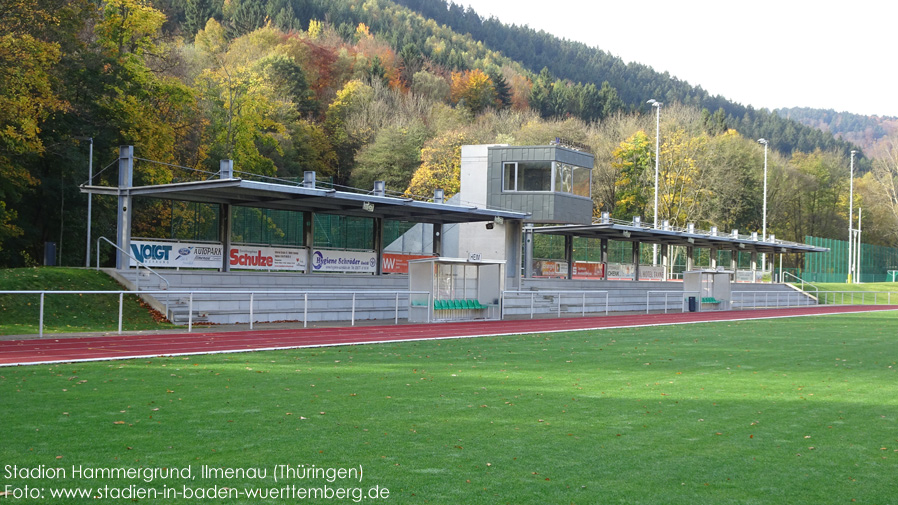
<box><xmin>2</xmin><ymin>311</ymin><xmax>897</xmax><ymax>503</ymax></box>
<box><xmin>0</xmin><ymin>268</ymin><xmax>173</xmax><ymax>335</ymax></box>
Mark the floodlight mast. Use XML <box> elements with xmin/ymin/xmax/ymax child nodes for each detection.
<box><xmin>647</xmin><ymin>99</ymin><xmax>661</xmax><ymax>266</ymax></box>
<box><xmin>758</xmin><ymin>138</ymin><xmax>768</xmax><ymax>273</ymax></box>
<box><xmin>848</xmin><ymin>150</ymin><xmax>856</xmax><ymax>283</ymax></box>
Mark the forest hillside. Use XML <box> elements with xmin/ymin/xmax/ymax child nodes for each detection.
<box><xmin>1</xmin><ymin>0</ymin><xmax>897</xmax><ymax>269</ymax></box>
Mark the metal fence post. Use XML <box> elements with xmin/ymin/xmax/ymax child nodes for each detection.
<box><xmin>351</xmin><ymin>293</ymin><xmax>356</xmax><ymax>326</ymax></box>
<box><xmin>395</xmin><ymin>292</ymin><xmax>399</xmax><ymax>324</ymax></box>
<box><xmin>188</xmin><ymin>293</ymin><xmax>193</xmax><ymax>333</ymax></box>
<box><xmin>530</xmin><ymin>293</ymin><xmax>534</xmax><ymax>319</ymax></box>
<box><xmin>303</xmin><ymin>293</ymin><xmax>308</xmax><ymax>328</ymax></box>
<box><xmin>582</xmin><ymin>292</ymin><xmax>586</xmax><ymax>317</ymax></box>
<box><xmin>118</xmin><ymin>292</ymin><xmax>124</xmax><ymax>334</ymax></box>
<box><xmin>249</xmin><ymin>293</ymin><xmax>254</xmax><ymax>330</ymax></box>
<box><xmin>39</xmin><ymin>293</ymin><xmax>45</xmax><ymax>338</ymax></box>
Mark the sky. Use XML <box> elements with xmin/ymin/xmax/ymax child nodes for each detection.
<box><xmin>459</xmin><ymin>0</ymin><xmax>898</xmax><ymax>117</ymax></box>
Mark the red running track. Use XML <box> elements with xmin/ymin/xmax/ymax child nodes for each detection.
<box><xmin>1</xmin><ymin>305</ymin><xmax>896</xmax><ymax>367</ymax></box>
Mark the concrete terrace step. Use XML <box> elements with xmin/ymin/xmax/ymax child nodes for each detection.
<box><xmin>108</xmin><ymin>269</ymin><xmax>816</xmax><ymax>325</ymax></box>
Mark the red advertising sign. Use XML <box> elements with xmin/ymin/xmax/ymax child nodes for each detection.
<box><xmin>573</xmin><ymin>261</ymin><xmax>605</xmax><ymax>279</ymax></box>
<box><xmin>382</xmin><ymin>253</ymin><xmax>435</xmax><ymax>274</ymax></box>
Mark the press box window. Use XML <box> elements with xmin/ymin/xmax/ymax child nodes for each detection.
<box><xmin>503</xmin><ymin>161</ymin><xmax>590</xmax><ymax>197</ymax></box>
<box><xmin>503</xmin><ymin>162</ymin><xmax>552</xmax><ymax>192</ymax></box>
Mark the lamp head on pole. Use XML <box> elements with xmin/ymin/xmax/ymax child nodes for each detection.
<box><xmin>647</xmin><ymin>99</ymin><xmax>661</xmax><ymax>108</ymax></box>
<box><xmin>757</xmin><ymin>138</ymin><xmax>767</xmax><ymax>145</ymax></box>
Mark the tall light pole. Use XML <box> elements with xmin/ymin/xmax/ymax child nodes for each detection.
<box><xmin>75</xmin><ymin>137</ymin><xmax>94</xmax><ymax>267</ymax></box>
<box><xmin>848</xmin><ymin>150</ymin><xmax>856</xmax><ymax>283</ymax></box>
<box><xmin>647</xmin><ymin>99</ymin><xmax>661</xmax><ymax>266</ymax></box>
<box><xmin>758</xmin><ymin>139</ymin><xmax>769</xmax><ymax>273</ymax></box>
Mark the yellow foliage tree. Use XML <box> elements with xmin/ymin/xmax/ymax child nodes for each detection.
<box><xmin>449</xmin><ymin>69</ymin><xmax>495</xmax><ymax>114</ymax></box>
<box><xmin>405</xmin><ymin>130</ymin><xmax>472</xmax><ymax>199</ymax></box>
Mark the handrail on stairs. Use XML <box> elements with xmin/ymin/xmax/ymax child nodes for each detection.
<box><xmin>782</xmin><ymin>271</ymin><xmax>818</xmax><ymax>300</ymax></box>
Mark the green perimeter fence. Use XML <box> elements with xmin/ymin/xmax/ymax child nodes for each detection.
<box><xmin>800</xmin><ymin>236</ymin><xmax>898</xmax><ymax>283</ymax></box>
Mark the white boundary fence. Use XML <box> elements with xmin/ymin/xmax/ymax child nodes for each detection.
<box><xmin>731</xmin><ymin>290</ymin><xmax>815</xmax><ymax>309</ymax></box>
<box><xmin>5</xmin><ymin>288</ymin><xmax>896</xmax><ymax>339</ymax></box>
<box><xmin>501</xmin><ymin>290</ymin><xmax>609</xmax><ymax>319</ymax></box>
<box><xmin>0</xmin><ymin>289</ymin><xmax>430</xmax><ymax>338</ymax></box>
<box><xmin>816</xmin><ymin>291</ymin><xmax>896</xmax><ymax>306</ymax></box>
<box><xmin>646</xmin><ymin>291</ymin><xmax>701</xmax><ymax>314</ymax></box>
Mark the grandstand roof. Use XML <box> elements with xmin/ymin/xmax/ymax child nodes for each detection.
<box><xmin>532</xmin><ymin>221</ymin><xmax>828</xmax><ymax>254</ymax></box>
<box><xmin>82</xmin><ymin>178</ymin><xmax>529</xmax><ymax>225</ymax></box>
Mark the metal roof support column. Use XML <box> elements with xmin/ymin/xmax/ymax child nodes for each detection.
<box><xmin>601</xmin><ymin>239</ymin><xmax>609</xmax><ymax>280</ymax></box>
<box><xmin>710</xmin><ymin>246</ymin><xmax>718</xmax><ymax>270</ymax></box>
<box><xmin>565</xmin><ymin>235</ymin><xmax>574</xmax><ymax>280</ymax></box>
<box><xmin>751</xmin><ymin>251</ymin><xmax>758</xmax><ymax>283</ymax></box>
<box><xmin>303</xmin><ymin>172</ymin><xmax>316</xmax><ymax>274</ymax></box>
<box><xmin>219</xmin><ymin>159</ymin><xmax>233</xmax><ymax>272</ymax></box>
<box><xmin>373</xmin><ymin>216</ymin><xmax>384</xmax><ymax>275</ymax></box>
<box><xmin>115</xmin><ymin>146</ymin><xmax>133</xmax><ymax>270</ymax></box>
<box><xmin>304</xmin><ymin>212</ymin><xmax>314</xmax><ymax>274</ymax></box>
<box><xmin>632</xmin><ymin>241</ymin><xmax>640</xmax><ymax>281</ymax></box>
<box><xmin>432</xmin><ymin>189</ymin><xmax>444</xmax><ymax>257</ymax></box>
<box><xmin>506</xmin><ymin>220</ymin><xmax>522</xmax><ymax>289</ymax></box>
<box><xmin>686</xmin><ymin>245</ymin><xmax>695</xmax><ymax>272</ymax></box>
<box><xmin>523</xmin><ymin>224</ymin><xmax>534</xmax><ymax>279</ymax></box>
<box><xmin>661</xmin><ymin>243</ymin><xmax>669</xmax><ymax>281</ymax></box>
<box><xmin>730</xmin><ymin>250</ymin><xmax>738</xmax><ymax>272</ymax></box>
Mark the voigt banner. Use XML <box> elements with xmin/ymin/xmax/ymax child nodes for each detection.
<box><xmin>129</xmin><ymin>240</ymin><xmax>223</xmax><ymax>268</ymax></box>
<box><xmin>311</xmin><ymin>249</ymin><xmax>378</xmax><ymax>273</ymax></box>
<box><xmin>229</xmin><ymin>246</ymin><xmax>307</xmax><ymax>271</ymax></box>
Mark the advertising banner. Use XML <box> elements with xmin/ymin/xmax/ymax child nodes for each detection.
<box><xmin>228</xmin><ymin>246</ymin><xmax>308</xmax><ymax>271</ymax></box>
<box><xmin>311</xmin><ymin>249</ymin><xmax>378</xmax><ymax>273</ymax></box>
<box><xmin>735</xmin><ymin>270</ymin><xmax>755</xmax><ymax>282</ymax></box>
<box><xmin>606</xmin><ymin>262</ymin><xmax>636</xmax><ymax>280</ymax></box>
<box><xmin>639</xmin><ymin>265</ymin><xmax>665</xmax><ymax>281</ymax></box>
<box><xmin>382</xmin><ymin>253</ymin><xmax>435</xmax><ymax>274</ymax></box>
<box><xmin>532</xmin><ymin>260</ymin><xmax>569</xmax><ymax>277</ymax></box>
<box><xmin>572</xmin><ymin>261</ymin><xmax>605</xmax><ymax>278</ymax></box>
<box><xmin>129</xmin><ymin>240</ymin><xmax>223</xmax><ymax>269</ymax></box>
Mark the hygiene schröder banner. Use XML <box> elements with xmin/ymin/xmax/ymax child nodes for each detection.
<box><xmin>129</xmin><ymin>241</ymin><xmax>223</xmax><ymax>268</ymax></box>
<box><xmin>311</xmin><ymin>249</ymin><xmax>377</xmax><ymax>273</ymax></box>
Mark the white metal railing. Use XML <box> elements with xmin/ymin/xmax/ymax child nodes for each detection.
<box><xmin>97</xmin><ymin>237</ymin><xmax>170</xmax><ymax>292</ymax></box>
<box><xmin>646</xmin><ymin>290</ymin><xmax>701</xmax><ymax>313</ymax></box>
<box><xmin>501</xmin><ymin>290</ymin><xmax>608</xmax><ymax>319</ymax></box>
<box><xmin>731</xmin><ymin>290</ymin><xmax>816</xmax><ymax>310</ymax></box>
<box><xmin>816</xmin><ymin>291</ymin><xmax>897</xmax><ymax>306</ymax></box>
<box><xmin>0</xmin><ymin>289</ymin><xmax>430</xmax><ymax>337</ymax></box>
<box><xmin>783</xmin><ymin>271</ymin><xmax>818</xmax><ymax>299</ymax></box>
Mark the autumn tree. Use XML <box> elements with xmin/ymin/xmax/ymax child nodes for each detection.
<box><xmin>406</xmin><ymin>130</ymin><xmax>473</xmax><ymax>199</ymax></box>
<box><xmin>450</xmin><ymin>69</ymin><xmax>495</xmax><ymax>115</ymax></box>
<box><xmin>611</xmin><ymin>130</ymin><xmax>653</xmax><ymax>219</ymax></box>
<box><xmin>0</xmin><ymin>0</ymin><xmax>67</xmax><ymax>251</ymax></box>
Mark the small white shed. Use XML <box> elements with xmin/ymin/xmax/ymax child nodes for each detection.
<box><xmin>408</xmin><ymin>257</ymin><xmax>505</xmax><ymax>322</ymax></box>
<box><xmin>683</xmin><ymin>269</ymin><xmax>733</xmax><ymax>311</ymax></box>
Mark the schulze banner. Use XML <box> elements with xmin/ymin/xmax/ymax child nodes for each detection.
<box><xmin>228</xmin><ymin>246</ymin><xmax>308</xmax><ymax>271</ymax></box>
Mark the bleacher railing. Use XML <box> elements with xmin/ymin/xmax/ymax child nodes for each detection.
<box><xmin>501</xmin><ymin>290</ymin><xmax>608</xmax><ymax>319</ymax></box>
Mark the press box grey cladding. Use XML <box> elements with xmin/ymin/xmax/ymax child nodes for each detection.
<box><xmin>486</xmin><ymin>145</ymin><xmax>594</xmax><ymax>225</ymax></box>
